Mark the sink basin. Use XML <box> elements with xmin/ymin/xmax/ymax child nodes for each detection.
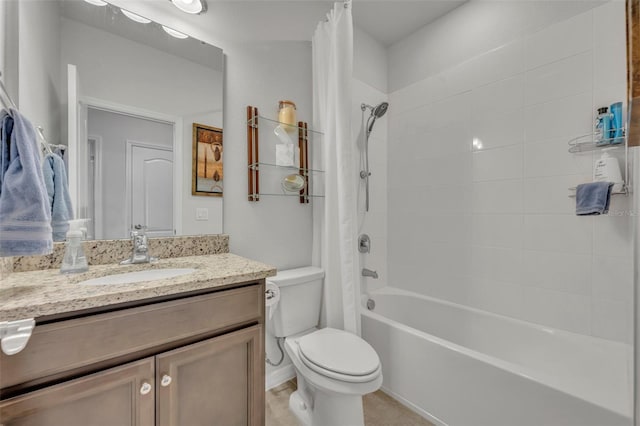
<box><xmin>79</xmin><ymin>268</ymin><xmax>197</xmax><ymax>285</ymax></box>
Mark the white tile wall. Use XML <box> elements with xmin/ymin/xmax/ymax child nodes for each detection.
<box><xmin>354</xmin><ymin>78</ymin><xmax>389</xmax><ymax>294</ymax></box>
<box><xmin>387</xmin><ymin>2</ymin><xmax>632</xmax><ymax>343</ymax></box>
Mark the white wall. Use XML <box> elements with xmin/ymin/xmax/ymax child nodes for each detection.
<box><xmin>0</xmin><ymin>0</ymin><xmax>19</xmax><ymax>104</ymax></box>
<box><xmin>387</xmin><ymin>1</ymin><xmax>632</xmax><ymax>342</ymax></box>
<box><xmin>87</xmin><ymin>108</ymin><xmax>173</xmax><ymax>239</ymax></box>
<box><xmin>353</xmin><ymin>26</ymin><xmax>388</xmax><ymax>94</ymax></box>
<box><xmin>17</xmin><ymin>0</ymin><xmax>62</xmax><ymax>144</ymax></box>
<box><xmin>221</xmin><ymin>41</ymin><xmax>313</xmax><ymax>384</ymax></box>
<box><xmin>388</xmin><ymin>0</ymin><xmax>606</xmax><ymax>92</ymax></box>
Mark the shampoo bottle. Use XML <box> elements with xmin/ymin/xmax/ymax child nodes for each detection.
<box><xmin>593</xmin><ymin>151</ymin><xmax>623</xmax><ymax>193</ymax></box>
<box><xmin>60</xmin><ymin>219</ymin><xmax>89</xmax><ymax>274</ymax></box>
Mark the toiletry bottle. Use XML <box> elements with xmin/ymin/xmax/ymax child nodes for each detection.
<box><xmin>609</xmin><ymin>102</ymin><xmax>624</xmax><ymax>144</ymax></box>
<box><xmin>594</xmin><ymin>151</ymin><xmax>623</xmax><ymax>193</ymax></box>
<box><xmin>60</xmin><ymin>219</ymin><xmax>89</xmax><ymax>274</ymax></box>
<box><xmin>595</xmin><ymin>107</ymin><xmax>611</xmax><ymax>146</ymax></box>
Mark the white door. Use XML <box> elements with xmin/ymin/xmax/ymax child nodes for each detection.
<box><xmin>127</xmin><ymin>142</ymin><xmax>174</xmax><ymax>237</ymax></box>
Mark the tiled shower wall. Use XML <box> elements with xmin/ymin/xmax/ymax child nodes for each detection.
<box><xmin>355</xmin><ymin>77</ymin><xmax>388</xmax><ymax>295</ymax></box>
<box><xmin>387</xmin><ymin>1</ymin><xmax>632</xmax><ymax>342</ymax></box>
<box><xmin>354</xmin><ymin>27</ymin><xmax>389</xmax><ymax>296</ymax></box>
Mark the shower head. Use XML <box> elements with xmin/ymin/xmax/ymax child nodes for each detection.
<box><xmin>372</xmin><ymin>102</ymin><xmax>388</xmax><ymax>119</ymax></box>
<box><xmin>366</xmin><ymin>102</ymin><xmax>389</xmax><ymax>134</ymax></box>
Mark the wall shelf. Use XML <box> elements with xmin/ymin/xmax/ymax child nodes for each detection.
<box><xmin>567</xmin><ymin>129</ymin><xmax>626</xmax><ymax>153</ymax></box>
<box><xmin>248</xmin><ymin>162</ymin><xmax>325</xmax><ymax>174</ymax></box>
<box><xmin>247</xmin><ymin>114</ymin><xmax>324</xmax><ymax>136</ymax></box>
<box><xmin>246</xmin><ymin>106</ymin><xmax>324</xmax><ymax>203</ymax></box>
<box><xmin>566</xmin><ymin>127</ymin><xmax>630</xmax><ymax>197</ymax></box>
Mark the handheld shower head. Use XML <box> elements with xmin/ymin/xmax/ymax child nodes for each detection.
<box><xmin>372</xmin><ymin>102</ymin><xmax>388</xmax><ymax>119</ymax></box>
<box><xmin>366</xmin><ymin>102</ymin><xmax>389</xmax><ymax>134</ymax></box>
<box><xmin>360</xmin><ymin>101</ymin><xmax>389</xmax><ymax>213</ymax></box>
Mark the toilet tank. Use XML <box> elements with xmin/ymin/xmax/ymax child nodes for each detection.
<box><xmin>269</xmin><ymin>267</ymin><xmax>325</xmax><ymax>338</ymax></box>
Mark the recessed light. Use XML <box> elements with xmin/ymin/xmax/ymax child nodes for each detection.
<box><xmin>121</xmin><ymin>9</ymin><xmax>152</xmax><ymax>24</ymax></box>
<box><xmin>171</xmin><ymin>0</ymin><xmax>205</xmax><ymax>15</ymax></box>
<box><xmin>84</xmin><ymin>0</ymin><xmax>108</xmax><ymax>6</ymax></box>
<box><xmin>162</xmin><ymin>26</ymin><xmax>189</xmax><ymax>39</ymax></box>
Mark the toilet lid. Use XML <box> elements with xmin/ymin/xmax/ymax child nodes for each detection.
<box><xmin>298</xmin><ymin>328</ymin><xmax>380</xmax><ymax>377</ymax></box>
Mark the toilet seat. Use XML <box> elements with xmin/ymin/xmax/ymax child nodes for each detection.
<box><xmin>297</xmin><ymin>328</ymin><xmax>381</xmax><ymax>383</ymax></box>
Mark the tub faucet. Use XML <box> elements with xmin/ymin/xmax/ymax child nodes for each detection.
<box><xmin>120</xmin><ymin>225</ymin><xmax>158</xmax><ymax>265</ymax></box>
<box><xmin>362</xmin><ymin>268</ymin><xmax>378</xmax><ymax>279</ymax></box>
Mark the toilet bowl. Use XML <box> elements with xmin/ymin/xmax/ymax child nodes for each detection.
<box><xmin>268</xmin><ymin>267</ymin><xmax>382</xmax><ymax>426</ymax></box>
<box><xmin>285</xmin><ymin>328</ymin><xmax>382</xmax><ymax>426</ymax></box>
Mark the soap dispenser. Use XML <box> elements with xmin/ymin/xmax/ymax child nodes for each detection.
<box><xmin>60</xmin><ymin>219</ymin><xmax>89</xmax><ymax>274</ymax></box>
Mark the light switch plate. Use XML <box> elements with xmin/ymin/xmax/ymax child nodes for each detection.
<box><xmin>196</xmin><ymin>208</ymin><xmax>209</xmax><ymax>221</ymax></box>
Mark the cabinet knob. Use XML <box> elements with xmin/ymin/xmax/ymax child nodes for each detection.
<box><xmin>161</xmin><ymin>374</ymin><xmax>172</xmax><ymax>387</ymax></box>
<box><xmin>140</xmin><ymin>381</ymin><xmax>152</xmax><ymax>395</ymax></box>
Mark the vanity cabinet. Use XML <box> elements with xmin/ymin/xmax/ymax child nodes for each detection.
<box><xmin>157</xmin><ymin>325</ymin><xmax>262</xmax><ymax>426</ymax></box>
<box><xmin>0</xmin><ymin>358</ymin><xmax>155</xmax><ymax>426</ymax></box>
<box><xmin>0</xmin><ymin>282</ymin><xmax>265</xmax><ymax>426</ymax></box>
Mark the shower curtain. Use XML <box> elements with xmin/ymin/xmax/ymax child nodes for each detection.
<box><xmin>311</xmin><ymin>1</ymin><xmax>361</xmax><ymax>334</ymax></box>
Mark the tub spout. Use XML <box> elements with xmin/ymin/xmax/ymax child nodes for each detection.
<box><xmin>362</xmin><ymin>268</ymin><xmax>378</xmax><ymax>279</ymax></box>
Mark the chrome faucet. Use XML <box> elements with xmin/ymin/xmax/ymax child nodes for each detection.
<box><xmin>362</xmin><ymin>268</ymin><xmax>378</xmax><ymax>279</ymax></box>
<box><xmin>120</xmin><ymin>225</ymin><xmax>158</xmax><ymax>265</ymax></box>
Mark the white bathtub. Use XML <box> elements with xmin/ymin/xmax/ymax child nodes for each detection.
<box><xmin>361</xmin><ymin>287</ymin><xmax>633</xmax><ymax>426</ymax></box>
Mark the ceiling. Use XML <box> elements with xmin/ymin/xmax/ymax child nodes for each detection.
<box><xmin>107</xmin><ymin>0</ymin><xmax>466</xmax><ymax>48</ymax></box>
<box><xmin>353</xmin><ymin>1</ymin><xmax>465</xmax><ymax>47</ymax></box>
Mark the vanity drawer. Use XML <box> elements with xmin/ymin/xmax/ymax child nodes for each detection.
<box><xmin>1</xmin><ymin>283</ymin><xmax>263</xmax><ymax>392</ymax></box>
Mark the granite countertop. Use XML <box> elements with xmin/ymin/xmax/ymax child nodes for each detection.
<box><xmin>0</xmin><ymin>253</ymin><xmax>276</xmax><ymax>322</ymax></box>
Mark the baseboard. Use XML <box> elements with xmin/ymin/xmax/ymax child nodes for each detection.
<box><xmin>380</xmin><ymin>386</ymin><xmax>448</xmax><ymax>426</ymax></box>
<box><xmin>266</xmin><ymin>364</ymin><xmax>296</xmax><ymax>390</ymax></box>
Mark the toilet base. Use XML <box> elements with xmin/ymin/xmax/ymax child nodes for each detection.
<box><xmin>289</xmin><ymin>377</ymin><xmax>365</xmax><ymax>426</ymax></box>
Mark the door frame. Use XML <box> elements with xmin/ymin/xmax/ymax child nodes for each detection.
<box><xmin>81</xmin><ymin>96</ymin><xmax>183</xmax><ymax>236</ymax></box>
<box><xmin>125</xmin><ymin>140</ymin><xmax>174</xmax><ymax>236</ymax></box>
<box><xmin>87</xmin><ymin>135</ymin><xmax>103</xmax><ymax>240</ymax></box>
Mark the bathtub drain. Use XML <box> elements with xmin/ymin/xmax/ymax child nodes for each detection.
<box><xmin>366</xmin><ymin>299</ymin><xmax>375</xmax><ymax>310</ymax></box>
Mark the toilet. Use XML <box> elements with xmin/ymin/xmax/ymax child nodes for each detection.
<box><xmin>268</xmin><ymin>267</ymin><xmax>382</xmax><ymax>426</ymax></box>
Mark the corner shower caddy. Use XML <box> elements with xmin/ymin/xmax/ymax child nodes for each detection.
<box><xmin>567</xmin><ymin>127</ymin><xmax>630</xmax><ymax>197</ymax></box>
<box><xmin>246</xmin><ymin>105</ymin><xmax>324</xmax><ymax>203</ymax></box>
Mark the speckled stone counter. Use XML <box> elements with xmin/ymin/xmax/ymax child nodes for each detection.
<box><xmin>0</xmin><ymin>253</ymin><xmax>276</xmax><ymax>322</ymax></box>
<box><xmin>7</xmin><ymin>235</ymin><xmax>229</xmax><ymax>273</ymax></box>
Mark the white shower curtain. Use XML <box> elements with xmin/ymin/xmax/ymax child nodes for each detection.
<box><xmin>311</xmin><ymin>1</ymin><xmax>360</xmax><ymax>334</ymax></box>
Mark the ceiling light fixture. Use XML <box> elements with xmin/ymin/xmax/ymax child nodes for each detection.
<box><xmin>170</xmin><ymin>0</ymin><xmax>206</xmax><ymax>15</ymax></box>
<box><xmin>162</xmin><ymin>25</ymin><xmax>189</xmax><ymax>39</ymax></box>
<box><xmin>84</xmin><ymin>0</ymin><xmax>108</xmax><ymax>6</ymax></box>
<box><xmin>121</xmin><ymin>10</ymin><xmax>152</xmax><ymax>24</ymax></box>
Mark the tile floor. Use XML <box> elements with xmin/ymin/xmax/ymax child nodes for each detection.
<box><xmin>266</xmin><ymin>380</ymin><xmax>434</xmax><ymax>426</ymax></box>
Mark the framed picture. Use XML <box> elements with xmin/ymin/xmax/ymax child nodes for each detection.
<box><xmin>192</xmin><ymin>123</ymin><xmax>223</xmax><ymax>196</ymax></box>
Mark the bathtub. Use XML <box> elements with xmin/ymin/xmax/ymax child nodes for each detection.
<box><xmin>361</xmin><ymin>287</ymin><xmax>633</xmax><ymax>426</ymax></box>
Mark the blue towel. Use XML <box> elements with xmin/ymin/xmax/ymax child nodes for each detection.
<box><xmin>576</xmin><ymin>182</ymin><xmax>613</xmax><ymax>215</ymax></box>
<box><xmin>0</xmin><ymin>108</ymin><xmax>53</xmax><ymax>256</ymax></box>
<box><xmin>43</xmin><ymin>153</ymin><xmax>74</xmax><ymax>241</ymax></box>
<box><xmin>0</xmin><ymin>110</ymin><xmax>13</xmax><ymax>188</ymax></box>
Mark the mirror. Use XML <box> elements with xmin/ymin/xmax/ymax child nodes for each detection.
<box><xmin>17</xmin><ymin>0</ymin><xmax>224</xmax><ymax>240</ymax></box>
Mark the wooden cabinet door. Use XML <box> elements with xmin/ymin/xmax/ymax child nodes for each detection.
<box><xmin>156</xmin><ymin>325</ymin><xmax>264</xmax><ymax>426</ymax></box>
<box><xmin>0</xmin><ymin>358</ymin><xmax>155</xmax><ymax>426</ymax></box>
